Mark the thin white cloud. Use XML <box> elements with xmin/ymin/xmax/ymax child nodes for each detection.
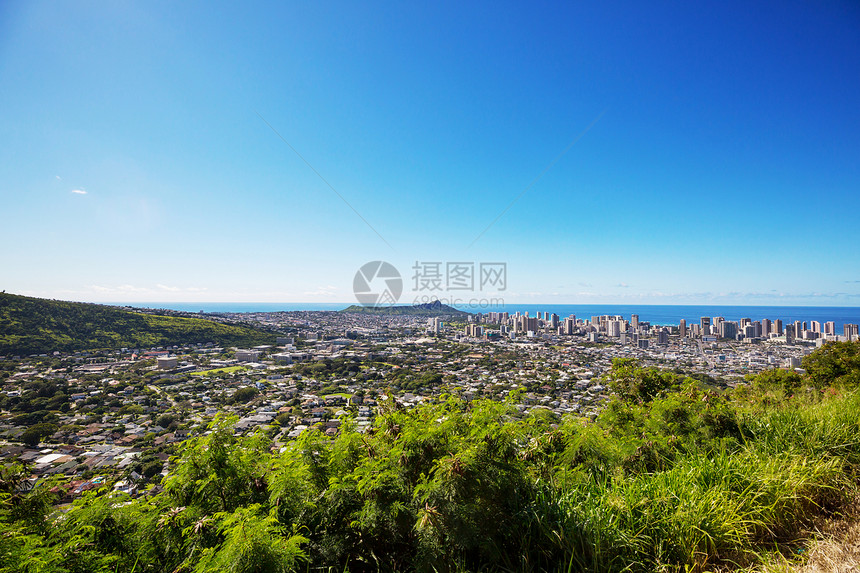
<box><xmin>116</xmin><ymin>284</ymin><xmax>149</xmax><ymax>293</ymax></box>
<box><xmin>90</xmin><ymin>284</ymin><xmax>150</xmax><ymax>295</ymax></box>
<box><xmin>56</xmin><ymin>175</ymin><xmax>62</xmax><ymax>180</ymax></box>
<box><xmin>303</xmin><ymin>286</ymin><xmax>343</xmax><ymax>297</ymax></box>
<box><xmin>157</xmin><ymin>284</ymin><xmax>181</xmax><ymax>292</ymax></box>
<box><xmin>71</xmin><ymin>189</ymin><xmax>87</xmax><ymax>195</ymax></box>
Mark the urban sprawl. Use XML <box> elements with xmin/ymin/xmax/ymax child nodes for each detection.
<box><xmin>3</xmin><ymin>308</ymin><xmax>858</xmax><ymax>502</ymax></box>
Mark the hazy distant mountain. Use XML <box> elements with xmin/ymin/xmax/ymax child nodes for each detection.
<box><xmin>340</xmin><ymin>300</ymin><xmax>470</xmax><ymax>316</ymax></box>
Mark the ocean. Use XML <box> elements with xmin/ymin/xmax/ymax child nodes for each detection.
<box><xmin>117</xmin><ymin>302</ymin><xmax>860</xmax><ymax>331</ymax></box>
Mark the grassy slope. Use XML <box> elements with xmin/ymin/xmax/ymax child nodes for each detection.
<box><xmin>0</xmin><ymin>292</ymin><xmax>275</xmax><ymax>354</ymax></box>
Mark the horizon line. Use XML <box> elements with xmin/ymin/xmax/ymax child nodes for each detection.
<box><xmin>94</xmin><ymin>300</ymin><xmax>860</xmax><ymax>309</ymax></box>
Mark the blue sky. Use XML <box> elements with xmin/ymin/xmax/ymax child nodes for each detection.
<box><xmin>1</xmin><ymin>0</ymin><xmax>859</xmax><ymax>305</ymax></box>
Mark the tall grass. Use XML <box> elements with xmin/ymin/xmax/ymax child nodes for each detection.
<box><xmin>528</xmin><ymin>451</ymin><xmax>844</xmax><ymax>572</ymax></box>
<box><xmin>521</xmin><ymin>391</ymin><xmax>860</xmax><ymax>573</ymax></box>
<box><xmin>740</xmin><ymin>390</ymin><xmax>860</xmax><ymax>465</ymax></box>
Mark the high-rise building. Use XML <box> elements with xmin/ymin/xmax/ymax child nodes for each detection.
<box><xmin>657</xmin><ymin>328</ymin><xmax>669</xmax><ymax>345</ymax></box>
<box><xmin>700</xmin><ymin>317</ymin><xmax>711</xmax><ymax>336</ymax></box>
<box><xmin>563</xmin><ymin>317</ymin><xmax>576</xmax><ymax>335</ymax></box>
<box><xmin>679</xmin><ymin>319</ymin><xmax>686</xmax><ymax>338</ymax></box>
<box><xmin>774</xmin><ymin>319</ymin><xmax>783</xmax><ymax>336</ymax></box>
<box><xmin>720</xmin><ymin>321</ymin><xmax>738</xmax><ymax>340</ymax></box>
<box><xmin>762</xmin><ymin>318</ymin><xmax>771</xmax><ymax>336</ymax></box>
<box><xmin>631</xmin><ymin>314</ymin><xmax>639</xmax><ymax>329</ymax></box>
<box><xmin>825</xmin><ymin>321</ymin><xmax>836</xmax><ymax>335</ymax></box>
<box><xmin>844</xmin><ymin>324</ymin><xmax>859</xmax><ymax>340</ymax></box>
<box><xmin>811</xmin><ymin>321</ymin><xmax>821</xmax><ymax>333</ymax></box>
<box><xmin>752</xmin><ymin>321</ymin><xmax>762</xmax><ymax>338</ymax></box>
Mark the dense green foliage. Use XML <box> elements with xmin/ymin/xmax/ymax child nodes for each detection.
<box><xmin>5</xmin><ymin>342</ymin><xmax>860</xmax><ymax>572</ymax></box>
<box><xmin>0</xmin><ymin>293</ymin><xmax>275</xmax><ymax>355</ymax></box>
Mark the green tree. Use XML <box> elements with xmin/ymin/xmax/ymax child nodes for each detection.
<box><xmin>164</xmin><ymin>415</ymin><xmax>271</xmax><ymax>514</ymax></box>
<box><xmin>751</xmin><ymin>367</ymin><xmax>803</xmax><ymax>393</ymax></box>
<box><xmin>20</xmin><ymin>423</ymin><xmax>58</xmax><ymax>447</ymax></box>
<box><xmin>605</xmin><ymin>358</ymin><xmax>677</xmax><ymax>403</ymax></box>
<box><xmin>803</xmin><ymin>340</ymin><xmax>860</xmax><ymax>388</ymax></box>
<box><xmin>232</xmin><ymin>387</ymin><xmax>259</xmax><ymax>404</ymax></box>
<box><xmin>193</xmin><ymin>505</ymin><xmax>307</xmax><ymax>573</ymax></box>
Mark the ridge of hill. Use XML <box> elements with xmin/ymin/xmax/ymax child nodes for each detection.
<box><xmin>340</xmin><ymin>300</ymin><xmax>471</xmax><ymax>316</ymax></box>
<box><xmin>0</xmin><ymin>292</ymin><xmax>275</xmax><ymax>355</ymax></box>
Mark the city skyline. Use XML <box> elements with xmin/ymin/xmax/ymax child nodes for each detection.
<box><xmin>2</xmin><ymin>1</ymin><xmax>859</xmax><ymax>305</ymax></box>
<box><xmin>468</xmin><ymin>310</ymin><xmax>859</xmax><ymax>342</ymax></box>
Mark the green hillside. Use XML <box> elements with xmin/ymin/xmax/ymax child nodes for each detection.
<box><xmin>0</xmin><ymin>292</ymin><xmax>275</xmax><ymax>355</ymax></box>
